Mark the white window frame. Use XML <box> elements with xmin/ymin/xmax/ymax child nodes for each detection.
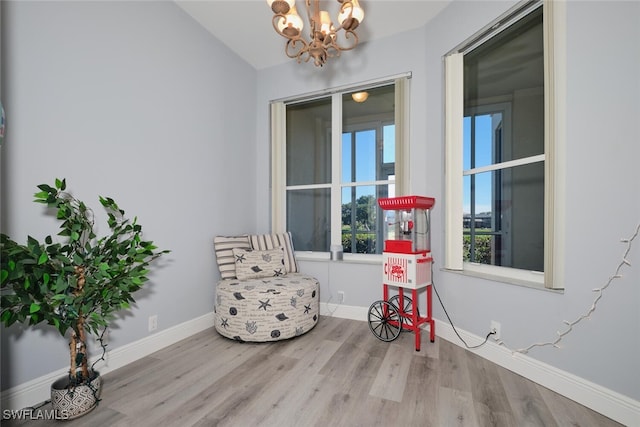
<box><xmin>444</xmin><ymin>0</ymin><xmax>566</xmax><ymax>290</ymax></box>
<box><xmin>270</xmin><ymin>75</ymin><xmax>411</xmax><ymax>262</ymax></box>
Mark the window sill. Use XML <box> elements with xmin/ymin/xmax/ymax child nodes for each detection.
<box><xmin>442</xmin><ymin>267</ymin><xmax>564</xmax><ymax>293</ymax></box>
<box><xmin>295</xmin><ymin>252</ymin><xmax>383</xmax><ymax>265</ymax></box>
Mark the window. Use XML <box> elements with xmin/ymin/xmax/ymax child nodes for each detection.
<box><xmin>271</xmin><ymin>77</ymin><xmax>410</xmax><ymax>259</ymax></box>
<box><xmin>445</xmin><ymin>0</ymin><xmax>566</xmax><ymax>289</ymax></box>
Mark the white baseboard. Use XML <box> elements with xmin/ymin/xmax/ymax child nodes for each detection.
<box><xmin>4</xmin><ymin>306</ymin><xmax>638</xmax><ymax>426</ymax></box>
<box><xmin>320</xmin><ymin>302</ymin><xmax>368</xmax><ymax>321</ymax></box>
<box><xmin>320</xmin><ymin>302</ymin><xmax>639</xmax><ymax>427</ymax></box>
<box><xmin>1</xmin><ymin>312</ymin><xmax>215</xmax><ymax>412</ymax></box>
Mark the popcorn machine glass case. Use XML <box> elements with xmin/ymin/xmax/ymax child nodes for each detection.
<box><xmin>379</xmin><ymin>195</ymin><xmax>434</xmax><ymax>254</ymax></box>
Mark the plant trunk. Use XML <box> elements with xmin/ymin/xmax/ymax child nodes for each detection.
<box><xmin>70</xmin><ymin>266</ymin><xmax>90</xmax><ymax>382</ymax></box>
<box><xmin>70</xmin><ymin>322</ymin><xmax>89</xmax><ymax>381</ymax></box>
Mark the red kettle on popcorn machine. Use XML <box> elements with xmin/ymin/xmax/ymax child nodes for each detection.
<box><xmin>367</xmin><ymin>195</ymin><xmax>435</xmax><ymax>351</ymax></box>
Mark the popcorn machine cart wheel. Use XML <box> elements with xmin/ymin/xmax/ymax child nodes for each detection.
<box><xmin>367</xmin><ymin>195</ymin><xmax>436</xmax><ymax>351</ymax></box>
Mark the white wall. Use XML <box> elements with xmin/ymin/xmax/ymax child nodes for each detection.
<box><xmin>255</xmin><ymin>0</ymin><xmax>640</xmax><ymax>402</ymax></box>
<box><xmin>0</xmin><ymin>1</ymin><xmax>257</xmax><ymax>390</ymax></box>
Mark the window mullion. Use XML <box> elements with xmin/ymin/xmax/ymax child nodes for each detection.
<box><xmin>470</xmin><ymin>115</ymin><xmax>476</xmax><ymax>262</ymax></box>
<box><xmin>463</xmin><ymin>154</ymin><xmax>546</xmax><ymax>175</ymax></box>
<box><xmin>331</xmin><ymin>93</ymin><xmax>343</xmax><ymax>248</ymax></box>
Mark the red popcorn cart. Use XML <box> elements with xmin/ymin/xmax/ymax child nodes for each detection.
<box><xmin>368</xmin><ymin>195</ymin><xmax>435</xmax><ymax>351</ymax></box>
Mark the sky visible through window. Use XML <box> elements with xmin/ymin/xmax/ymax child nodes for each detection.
<box><xmin>341</xmin><ymin>126</ymin><xmax>395</xmax><ymax>202</ymax></box>
<box><xmin>464</xmin><ymin>115</ymin><xmax>493</xmax><ymax>214</ymax></box>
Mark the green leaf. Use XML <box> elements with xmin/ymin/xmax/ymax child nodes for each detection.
<box><xmin>56</xmin><ymin>321</ymin><xmax>67</xmax><ymax>336</ymax></box>
<box><xmin>34</xmin><ymin>190</ymin><xmax>49</xmax><ymax>200</ymax></box>
<box><xmin>1</xmin><ymin>310</ymin><xmax>12</xmax><ymax>324</ymax></box>
<box><xmin>71</xmin><ymin>231</ymin><xmax>80</xmax><ymax>241</ymax></box>
<box><xmin>36</xmin><ymin>184</ymin><xmax>54</xmax><ymax>193</ymax></box>
<box><xmin>27</xmin><ymin>235</ymin><xmax>40</xmax><ymax>250</ymax></box>
<box><xmin>1</xmin><ymin>270</ymin><xmax>8</xmax><ymax>283</ymax></box>
<box><xmin>55</xmin><ymin>277</ymin><xmax>68</xmax><ymax>293</ymax></box>
<box><xmin>29</xmin><ymin>303</ymin><xmax>41</xmax><ymax>314</ymax></box>
<box><xmin>72</xmin><ymin>253</ymin><xmax>83</xmax><ymax>265</ymax></box>
<box><xmin>37</xmin><ymin>252</ymin><xmax>48</xmax><ymax>265</ymax></box>
<box><xmin>55</xmin><ymin>178</ymin><xmax>66</xmax><ymax>191</ymax></box>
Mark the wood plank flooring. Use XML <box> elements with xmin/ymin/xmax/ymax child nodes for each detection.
<box><xmin>4</xmin><ymin>316</ymin><xmax>622</xmax><ymax>427</ymax></box>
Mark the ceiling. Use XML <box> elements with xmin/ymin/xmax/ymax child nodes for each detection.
<box><xmin>174</xmin><ymin>1</ymin><xmax>452</xmax><ymax>70</ymax></box>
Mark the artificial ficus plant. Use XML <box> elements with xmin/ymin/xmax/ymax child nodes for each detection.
<box><xmin>1</xmin><ymin>178</ymin><xmax>169</xmax><ymax>386</ymax></box>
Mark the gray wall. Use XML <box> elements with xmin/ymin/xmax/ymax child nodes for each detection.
<box><xmin>255</xmin><ymin>1</ymin><xmax>640</xmax><ymax>400</ymax></box>
<box><xmin>0</xmin><ymin>1</ymin><xmax>257</xmax><ymax>389</ymax></box>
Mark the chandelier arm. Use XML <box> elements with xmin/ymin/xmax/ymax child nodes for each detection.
<box><xmin>327</xmin><ymin>29</ymin><xmax>359</xmax><ymax>52</ymax></box>
<box><xmin>306</xmin><ymin>0</ymin><xmax>317</xmax><ymax>40</ymax></box>
<box><xmin>285</xmin><ymin>38</ymin><xmax>310</xmax><ymax>60</ymax></box>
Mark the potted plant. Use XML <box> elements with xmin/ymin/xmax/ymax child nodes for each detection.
<box><xmin>1</xmin><ymin>178</ymin><xmax>169</xmax><ymax>419</ymax></box>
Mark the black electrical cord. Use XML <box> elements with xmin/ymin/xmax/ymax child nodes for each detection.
<box><xmin>430</xmin><ymin>261</ymin><xmax>496</xmax><ymax>349</ymax></box>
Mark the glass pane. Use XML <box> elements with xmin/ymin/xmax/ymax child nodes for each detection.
<box><xmin>342</xmin><ymin>85</ymin><xmax>395</xmax><ymax>184</ymax></box>
<box><xmin>463</xmin><ymin>172</ymin><xmax>493</xmax><ymax>217</ymax></box>
<box><xmin>464</xmin><ymin>113</ymin><xmax>500</xmax><ymax>170</ymax></box>
<box><xmin>464</xmin><ymin>7</ymin><xmax>544</xmax><ymax>164</ymax></box>
<box><xmin>463</xmin><ymin>116</ymin><xmax>471</xmax><ymax>170</ymax></box>
<box><xmin>510</xmin><ymin>162</ymin><xmax>544</xmax><ymax>271</ymax></box>
<box><xmin>342</xmin><ymin>130</ymin><xmax>376</xmax><ymax>183</ymax></box>
<box><xmin>341</xmin><ymin>184</ymin><xmax>391</xmax><ymax>254</ymax></box>
<box><xmin>287</xmin><ymin>188</ymin><xmax>330</xmax><ymax>252</ymax></box>
<box><xmin>383</xmin><ymin>125</ymin><xmax>395</xmax><ymax>164</ymax></box>
<box><xmin>463</xmin><ymin>235</ymin><xmax>496</xmax><ymax>264</ymax></box>
<box><xmin>286</xmin><ymin>98</ymin><xmax>331</xmax><ymax>186</ymax></box>
<box><xmin>463</xmin><ymin>162</ymin><xmax>544</xmax><ymax>270</ymax></box>
<box><xmin>343</xmin><ymin>85</ymin><xmax>395</xmax><ymax>123</ymax></box>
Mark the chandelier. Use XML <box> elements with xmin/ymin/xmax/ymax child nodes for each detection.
<box><xmin>266</xmin><ymin>0</ymin><xmax>365</xmax><ymax>67</ymax></box>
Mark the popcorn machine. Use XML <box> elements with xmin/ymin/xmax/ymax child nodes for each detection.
<box><xmin>368</xmin><ymin>195</ymin><xmax>435</xmax><ymax>351</ymax></box>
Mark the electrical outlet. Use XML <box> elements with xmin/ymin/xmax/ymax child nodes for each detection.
<box><xmin>148</xmin><ymin>315</ymin><xmax>158</xmax><ymax>332</ymax></box>
<box><xmin>338</xmin><ymin>291</ymin><xmax>345</xmax><ymax>303</ymax></box>
<box><xmin>490</xmin><ymin>320</ymin><xmax>501</xmax><ymax>340</ymax></box>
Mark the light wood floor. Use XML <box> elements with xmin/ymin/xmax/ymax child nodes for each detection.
<box><xmin>6</xmin><ymin>316</ymin><xmax>622</xmax><ymax>427</ymax></box>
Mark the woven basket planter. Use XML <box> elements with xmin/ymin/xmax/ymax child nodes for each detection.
<box><xmin>50</xmin><ymin>372</ymin><xmax>102</xmax><ymax>420</ymax></box>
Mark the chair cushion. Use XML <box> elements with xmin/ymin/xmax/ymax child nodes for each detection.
<box><xmin>213</xmin><ymin>235</ymin><xmax>251</xmax><ymax>279</ymax></box>
<box><xmin>249</xmin><ymin>232</ymin><xmax>299</xmax><ymax>273</ymax></box>
<box><xmin>233</xmin><ymin>247</ymin><xmax>287</xmax><ymax>280</ymax></box>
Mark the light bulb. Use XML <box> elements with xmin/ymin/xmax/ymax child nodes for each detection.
<box><xmin>267</xmin><ymin>0</ymin><xmax>296</xmax><ymax>15</ymax></box>
<box><xmin>276</xmin><ymin>5</ymin><xmax>303</xmax><ymax>37</ymax></box>
<box><xmin>351</xmin><ymin>92</ymin><xmax>369</xmax><ymax>103</ymax></box>
<box><xmin>338</xmin><ymin>0</ymin><xmax>364</xmax><ymax>30</ymax></box>
<box><xmin>319</xmin><ymin>10</ymin><xmax>332</xmax><ymax>35</ymax></box>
